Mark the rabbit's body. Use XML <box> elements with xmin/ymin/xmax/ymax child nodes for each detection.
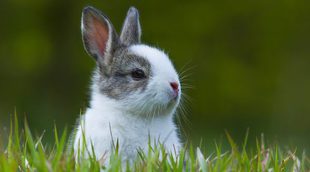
<box><xmin>75</xmin><ymin>92</ymin><xmax>179</xmax><ymax>161</ymax></box>
<box><xmin>73</xmin><ymin>7</ymin><xmax>181</xmax><ymax>163</ymax></box>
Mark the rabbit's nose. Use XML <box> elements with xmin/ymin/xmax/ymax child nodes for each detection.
<box><xmin>170</xmin><ymin>82</ymin><xmax>179</xmax><ymax>96</ymax></box>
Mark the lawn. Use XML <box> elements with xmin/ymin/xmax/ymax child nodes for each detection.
<box><xmin>0</xmin><ymin>115</ymin><xmax>308</xmax><ymax>172</ymax></box>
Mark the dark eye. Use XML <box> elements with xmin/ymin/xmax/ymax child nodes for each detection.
<box><xmin>131</xmin><ymin>68</ymin><xmax>146</xmax><ymax>80</ymax></box>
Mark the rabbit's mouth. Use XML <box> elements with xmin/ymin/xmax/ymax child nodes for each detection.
<box><xmin>165</xmin><ymin>92</ymin><xmax>181</xmax><ymax>110</ymax></box>
<box><xmin>168</xmin><ymin>88</ymin><xmax>181</xmax><ymax>103</ymax></box>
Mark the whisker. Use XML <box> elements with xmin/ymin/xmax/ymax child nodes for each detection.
<box><xmin>178</xmin><ymin>62</ymin><xmax>196</xmax><ymax>77</ymax></box>
<box><xmin>178</xmin><ymin>60</ymin><xmax>194</xmax><ymax>74</ymax></box>
<box><xmin>181</xmin><ymin>85</ymin><xmax>195</xmax><ymax>90</ymax></box>
<box><xmin>182</xmin><ymin>92</ymin><xmax>193</xmax><ymax>103</ymax></box>
<box><xmin>176</xmin><ymin>102</ymin><xmax>192</xmax><ymax>140</ymax></box>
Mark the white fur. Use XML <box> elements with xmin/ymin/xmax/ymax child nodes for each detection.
<box><xmin>73</xmin><ymin>45</ymin><xmax>181</xmax><ymax>164</ymax></box>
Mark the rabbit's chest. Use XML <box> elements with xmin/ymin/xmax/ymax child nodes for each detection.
<box><xmin>116</xmin><ymin>120</ymin><xmax>150</xmax><ymax>143</ymax></box>
<box><xmin>115</xmin><ymin>117</ymin><xmax>174</xmax><ymax>148</ymax></box>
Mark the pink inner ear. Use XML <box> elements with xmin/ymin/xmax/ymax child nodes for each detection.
<box><xmin>91</xmin><ymin>16</ymin><xmax>109</xmax><ymax>56</ymax></box>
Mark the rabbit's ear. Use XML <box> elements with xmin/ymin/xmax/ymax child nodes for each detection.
<box><xmin>82</xmin><ymin>6</ymin><xmax>118</xmax><ymax>66</ymax></box>
<box><xmin>120</xmin><ymin>7</ymin><xmax>141</xmax><ymax>46</ymax></box>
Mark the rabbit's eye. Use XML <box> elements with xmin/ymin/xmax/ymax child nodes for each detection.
<box><xmin>131</xmin><ymin>68</ymin><xmax>146</xmax><ymax>80</ymax></box>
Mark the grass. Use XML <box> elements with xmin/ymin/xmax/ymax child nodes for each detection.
<box><xmin>0</xmin><ymin>115</ymin><xmax>309</xmax><ymax>172</ymax></box>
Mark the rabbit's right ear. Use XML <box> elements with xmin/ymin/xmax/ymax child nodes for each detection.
<box><xmin>120</xmin><ymin>7</ymin><xmax>141</xmax><ymax>46</ymax></box>
<box><xmin>81</xmin><ymin>6</ymin><xmax>118</xmax><ymax>68</ymax></box>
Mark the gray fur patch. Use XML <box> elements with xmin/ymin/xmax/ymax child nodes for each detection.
<box><xmin>94</xmin><ymin>46</ymin><xmax>152</xmax><ymax>99</ymax></box>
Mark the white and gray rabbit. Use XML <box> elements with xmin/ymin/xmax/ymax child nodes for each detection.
<box><xmin>73</xmin><ymin>6</ymin><xmax>182</xmax><ymax>164</ymax></box>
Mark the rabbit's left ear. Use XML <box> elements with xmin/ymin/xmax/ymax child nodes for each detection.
<box><xmin>120</xmin><ymin>7</ymin><xmax>141</xmax><ymax>45</ymax></box>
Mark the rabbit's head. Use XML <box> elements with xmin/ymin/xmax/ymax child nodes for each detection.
<box><xmin>82</xmin><ymin>6</ymin><xmax>181</xmax><ymax>117</ymax></box>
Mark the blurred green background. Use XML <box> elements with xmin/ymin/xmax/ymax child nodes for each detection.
<box><xmin>0</xmin><ymin>0</ymin><xmax>310</xmax><ymax>149</ymax></box>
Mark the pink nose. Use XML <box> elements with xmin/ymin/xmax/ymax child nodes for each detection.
<box><xmin>170</xmin><ymin>82</ymin><xmax>179</xmax><ymax>95</ymax></box>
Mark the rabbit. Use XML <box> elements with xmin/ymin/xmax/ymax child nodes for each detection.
<box><xmin>72</xmin><ymin>6</ymin><xmax>182</xmax><ymax>164</ymax></box>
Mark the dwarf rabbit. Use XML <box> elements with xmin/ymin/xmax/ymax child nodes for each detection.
<box><xmin>73</xmin><ymin>6</ymin><xmax>182</xmax><ymax>164</ymax></box>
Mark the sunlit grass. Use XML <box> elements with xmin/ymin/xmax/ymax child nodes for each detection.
<box><xmin>0</xmin><ymin>115</ymin><xmax>309</xmax><ymax>171</ymax></box>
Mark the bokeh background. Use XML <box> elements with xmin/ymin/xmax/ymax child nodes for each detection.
<box><xmin>0</xmin><ymin>0</ymin><xmax>310</xmax><ymax>149</ymax></box>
